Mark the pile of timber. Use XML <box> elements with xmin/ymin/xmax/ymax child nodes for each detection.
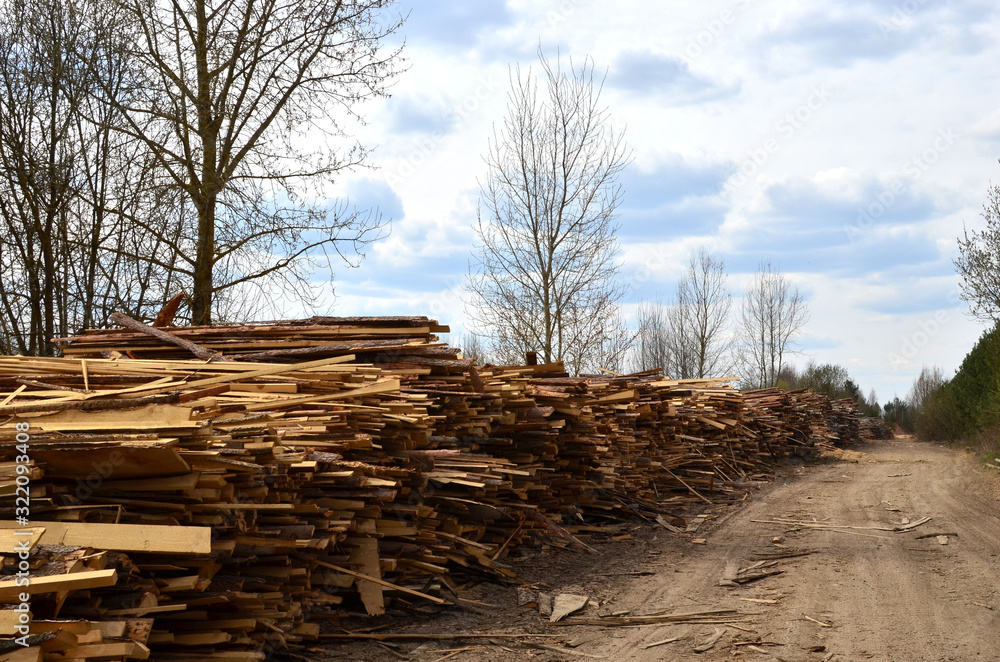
<box><xmin>859</xmin><ymin>417</ymin><xmax>894</xmax><ymax>440</ymax></box>
<box><xmin>741</xmin><ymin>388</ymin><xmax>815</xmax><ymax>453</ymax></box>
<box><xmin>0</xmin><ymin>316</ymin><xmax>867</xmax><ymax>660</ymax></box>
<box><xmin>55</xmin><ymin>316</ymin><xmax>456</xmax><ymax>366</ymax></box>
<box><xmin>0</xmin><ymin>355</ymin><xmax>445</xmax><ymax>660</ymax></box>
<box><xmin>741</xmin><ymin>389</ymin><xmax>863</xmax><ymax>452</ymax></box>
<box><xmin>828</xmin><ymin>398</ymin><xmax>862</xmax><ymax>444</ymax></box>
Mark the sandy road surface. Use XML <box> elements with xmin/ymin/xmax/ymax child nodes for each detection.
<box><xmin>586</xmin><ymin>439</ymin><xmax>1000</xmax><ymax>661</ymax></box>
<box><xmin>329</xmin><ymin>440</ymin><xmax>1000</xmax><ymax>662</ymax></box>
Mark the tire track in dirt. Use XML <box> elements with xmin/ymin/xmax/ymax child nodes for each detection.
<box><xmin>589</xmin><ymin>440</ymin><xmax>1000</xmax><ymax>661</ymax></box>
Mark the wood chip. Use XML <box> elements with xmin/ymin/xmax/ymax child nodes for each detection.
<box><xmin>642</xmin><ymin>636</ymin><xmax>679</xmax><ymax>649</ymax></box>
<box><xmin>693</xmin><ymin>627</ymin><xmax>726</xmax><ymax>653</ymax></box>
<box><xmin>550</xmin><ymin>594</ymin><xmax>590</xmax><ymax>623</ymax></box>
<box><xmin>802</xmin><ymin>613</ymin><xmax>832</xmax><ymax>628</ymax></box>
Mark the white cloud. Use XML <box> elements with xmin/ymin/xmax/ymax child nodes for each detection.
<box><xmin>308</xmin><ymin>0</ymin><xmax>1000</xmax><ymax>398</ymax></box>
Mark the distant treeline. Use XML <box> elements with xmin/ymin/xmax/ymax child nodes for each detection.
<box><xmin>887</xmin><ymin>325</ymin><xmax>1000</xmax><ymax>446</ymax></box>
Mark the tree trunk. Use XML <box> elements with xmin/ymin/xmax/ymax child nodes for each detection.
<box><xmin>191</xmin><ymin>0</ymin><xmax>216</xmax><ymax>326</ymax></box>
<box><xmin>191</xmin><ymin>197</ymin><xmax>215</xmax><ymax>325</ymax></box>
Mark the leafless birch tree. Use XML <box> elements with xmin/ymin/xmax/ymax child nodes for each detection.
<box><xmin>466</xmin><ymin>49</ymin><xmax>632</xmax><ymax>373</ymax></box>
<box><xmin>456</xmin><ymin>331</ymin><xmax>492</xmax><ymax>366</ymax></box>
<box><xmin>676</xmin><ymin>248</ymin><xmax>732</xmax><ymax>377</ymax></box>
<box><xmin>633</xmin><ymin>249</ymin><xmax>732</xmax><ymax>378</ymax></box>
<box><xmin>738</xmin><ymin>260</ymin><xmax>808</xmax><ymax>388</ymax></box>
<box><xmin>633</xmin><ymin>299</ymin><xmax>671</xmax><ymax>374</ymax></box>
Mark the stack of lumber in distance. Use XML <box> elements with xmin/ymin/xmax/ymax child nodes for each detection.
<box><xmin>742</xmin><ymin>388</ymin><xmax>862</xmax><ymax>453</ymax></box>
<box><xmin>828</xmin><ymin>398</ymin><xmax>862</xmax><ymax>444</ymax></box>
<box><xmin>0</xmin><ymin>317</ymin><xmax>867</xmax><ymax>659</ymax></box>
<box><xmin>468</xmin><ymin>370</ymin><xmax>766</xmax><ymax>513</ymax></box>
<box><xmin>859</xmin><ymin>416</ymin><xmax>894</xmax><ymax>440</ymax></box>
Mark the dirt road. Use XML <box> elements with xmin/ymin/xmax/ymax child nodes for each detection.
<box><xmin>330</xmin><ymin>439</ymin><xmax>1000</xmax><ymax>661</ymax></box>
<box><xmin>584</xmin><ymin>439</ymin><xmax>1000</xmax><ymax>661</ymax></box>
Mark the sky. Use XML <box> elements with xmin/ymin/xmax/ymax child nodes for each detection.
<box><xmin>314</xmin><ymin>0</ymin><xmax>1000</xmax><ymax>403</ymax></box>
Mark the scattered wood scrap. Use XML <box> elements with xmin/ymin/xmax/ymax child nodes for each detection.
<box><xmin>750</xmin><ymin>517</ymin><xmax>931</xmax><ymax>534</ymax></box>
<box><xmin>802</xmin><ymin>613</ymin><xmax>833</xmax><ymax>628</ymax></box>
<box><xmin>546</xmin><ymin>608</ymin><xmax>743</xmax><ymax>628</ymax></box>
<box><xmin>550</xmin><ymin>594</ymin><xmax>591</xmax><ymax>623</ymax></box>
<box><xmin>895</xmin><ymin>517</ymin><xmax>932</xmax><ymax>533</ymax></box>
<box><xmin>732</xmin><ymin>560</ymin><xmax>784</xmax><ymax>584</ymax></box>
<box><xmin>693</xmin><ymin>627</ymin><xmax>727</xmax><ymax>653</ymax></box>
<box><xmin>642</xmin><ymin>636</ymin><xmax>679</xmax><ymax>649</ymax></box>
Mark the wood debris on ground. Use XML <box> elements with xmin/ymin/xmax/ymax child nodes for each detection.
<box><xmin>0</xmin><ymin>315</ymin><xmax>872</xmax><ymax>660</ymax></box>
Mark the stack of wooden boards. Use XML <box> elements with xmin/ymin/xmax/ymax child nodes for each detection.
<box><xmin>0</xmin><ymin>317</ymin><xmax>867</xmax><ymax>660</ymax></box>
<box><xmin>859</xmin><ymin>417</ymin><xmax>894</xmax><ymax>440</ymax></box>
<box><xmin>741</xmin><ymin>388</ymin><xmax>863</xmax><ymax>453</ymax></box>
<box><xmin>0</xmin><ymin>521</ymin><xmax>210</xmax><ymax>662</ymax></box>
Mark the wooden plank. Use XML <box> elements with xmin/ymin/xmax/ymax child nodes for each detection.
<box><xmin>0</xmin><ymin>610</ymin><xmax>27</xmax><ymax>636</ymax></box>
<box><xmin>349</xmin><ymin>539</ymin><xmax>385</xmax><ymax>616</ymax></box>
<box><xmin>19</xmin><ymin>621</ymin><xmax>91</xmax><ymax>636</ymax></box>
<box><xmin>696</xmin><ymin>415</ymin><xmax>728</xmax><ymax>430</ymax></box>
<box><xmin>101</xmin><ymin>604</ymin><xmax>187</xmax><ymax>617</ymax></box>
<box><xmin>20</xmin><ymin>404</ymin><xmax>198</xmax><ymax>431</ymax></box>
<box><xmin>97</xmin><ymin>473</ymin><xmax>201</xmax><ymax>492</ymax></box>
<box><xmin>78</xmin><ymin>376</ymin><xmax>180</xmax><ymax>399</ymax></box>
<box><xmin>172</xmin><ymin>632</ymin><xmax>231</xmax><ymax>646</ymax></box>
<box><xmin>0</xmin><ymin>385</ymin><xmax>26</xmax><ymax>407</ymax></box>
<box><xmin>30</xmin><ymin>447</ymin><xmax>191</xmax><ymax>480</ymax></box>
<box><xmin>187</xmin><ymin>504</ymin><xmax>295</xmax><ymax>512</ymax></box>
<box><xmin>312</xmin><ymin>560</ymin><xmax>446</xmax><ymax>604</ymax></box>
<box><xmin>0</xmin><ymin>647</ymin><xmax>41</xmax><ymax>662</ymax></box>
<box><xmin>109</xmin><ymin>311</ymin><xmax>224</xmax><ymax>362</ymax></box>
<box><xmin>0</xmin><ymin>521</ymin><xmax>210</xmax><ymax>554</ymax></box>
<box><xmin>89</xmin><ymin>622</ymin><xmax>127</xmax><ymax>638</ymax></box>
<box><xmin>0</xmin><ymin>569</ymin><xmax>117</xmax><ymax>600</ymax></box>
<box><xmin>0</xmin><ymin>527</ymin><xmax>45</xmax><ymax>554</ymax></box>
<box><xmin>229</xmin><ymin>383</ymin><xmax>297</xmax><ymax>393</ymax></box>
<box><xmin>59</xmin><ymin>641</ymin><xmax>150</xmax><ymax>659</ymax></box>
<box><xmin>242</xmin><ymin>379</ymin><xmax>400</xmax><ymax>412</ymax></box>
<box><xmin>130</xmin><ymin>354</ymin><xmax>358</xmax><ymax>396</ymax></box>
<box><xmin>585</xmin><ymin>389</ymin><xmax>637</xmax><ymax>405</ymax></box>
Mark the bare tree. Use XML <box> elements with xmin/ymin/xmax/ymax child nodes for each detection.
<box><xmin>633</xmin><ymin>299</ymin><xmax>671</xmax><ymax>374</ymax></box>
<box><xmin>907</xmin><ymin>365</ymin><xmax>946</xmax><ymax>413</ymax></box>
<box><xmin>0</xmin><ymin>0</ymin><xmax>171</xmax><ymax>354</ymax></box>
<box><xmin>738</xmin><ymin>260</ymin><xmax>808</xmax><ymax>388</ymax></box>
<box><xmin>631</xmin><ymin>249</ymin><xmax>732</xmax><ymax>378</ymax></box>
<box><xmin>0</xmin><ymin>0</ymin><xmax>91</xmax><ymax>354</ymax></box>
<box><xmin>95</xmin><ymin>0</ymin><xmax>403</xmax><ymax>324</ymax></box>
<box><xmin>456</xmin><ymin>331</ymin><xmax>492</xmax><ymax>366</ymax></box>
<box><xmin>675</xmin><ymin>248</ymin><xmax>732</xmax><ymax>377</ymax></box>
<box><xmin>578</xmin><ymin>305</ymin><xmax>633</xmax><ymax>375</ymax></box>
<box><xmin>866</xmin><ymin>388</ymin><xmax>880</xmax><ymax>416</ymax></box>
<box><xmin>466</xmin><ymin>48</ymin><xmax>631</xmax><ymax>373</ymax></box>
<box><xmin>955</xmin><ymin>183</ymin><xmax>1000</xmax><ymax>322</ymax></box>
<box><xmin>632</xmin><ymin>299</ymin><xmax>696</xmax><ymax>377</ymax></box>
